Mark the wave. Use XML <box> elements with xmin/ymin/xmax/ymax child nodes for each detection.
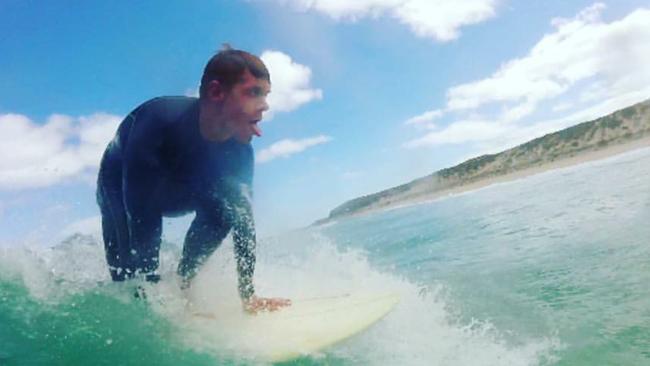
<box><xmin>0</xmin><ymin>231</ymin><xmax>559</xmax><ymax>365</ymax></box>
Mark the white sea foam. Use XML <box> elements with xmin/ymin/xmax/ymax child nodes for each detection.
<box><xmin>166</xmin><ymin>232</ymin><xmax>560</xmax><ymax>365</ymax></box>
<box><xmin>0</xmin><ymin>228</ymin><xmax>560</xmax><ymax>365</ymax></box>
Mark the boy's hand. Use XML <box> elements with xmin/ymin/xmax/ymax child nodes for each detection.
<box><xmin>244</xmin><ymin>296</ymin><xmax>291</xmax><ymax>314</ymax></box>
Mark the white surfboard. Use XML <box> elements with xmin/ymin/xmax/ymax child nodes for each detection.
<box><xmin>189</xmin><ymin>292</ymin><xmax>400</xmax><ymax>362</ymax></box>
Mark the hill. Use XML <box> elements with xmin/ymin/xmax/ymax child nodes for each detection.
<box><xmin>317</xmin><ymin>99</ymin><xmax>650</xmax><ymax>224</ymax></box>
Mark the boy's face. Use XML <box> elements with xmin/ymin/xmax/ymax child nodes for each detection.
<box><xmin>221</xmin><ymin>70</ymin><xmax>270</xmax><ymax>143</ymax></box>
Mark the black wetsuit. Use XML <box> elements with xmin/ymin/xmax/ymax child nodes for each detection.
<box><xmin>96</xmin><ymin>96</ymin><xmax>256</xmax><ymax>299</ymax></box>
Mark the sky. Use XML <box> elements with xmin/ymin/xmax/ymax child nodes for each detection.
<box><xmin>1</xmin><ymin>0</ymin><xmax>649</xmax><ymax>244</ymax></box>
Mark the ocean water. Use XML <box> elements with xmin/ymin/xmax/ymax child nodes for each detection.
<box><xmin>1</xmin><ymin>147</ymin><xmax>649</xmax><ymax>365</ymax></box>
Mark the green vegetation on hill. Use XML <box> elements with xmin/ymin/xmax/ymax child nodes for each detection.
<box><xmin>318</xmin><ymin>99</ymin><xmax>650</xmax><ymax>224</ymax></box>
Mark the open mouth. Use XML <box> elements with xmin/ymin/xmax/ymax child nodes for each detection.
<box><xmin>250</xmin><ymin>119</ymin><xmax>262</xmax><ymax>137</ymax></box>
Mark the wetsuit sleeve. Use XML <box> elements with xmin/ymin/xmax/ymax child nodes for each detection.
<box><xmin>121</xmin><ymin>103</ymin><xmax>166</xmax><ymax>275</ymax></box>
<box><xmin>218</xmin><ymin>144</ymin><xmax>257</xmax><ymax>301</ymax></box>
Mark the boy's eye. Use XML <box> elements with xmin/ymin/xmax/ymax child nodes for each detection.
<box><xmin>248</xmin><ymin>88</ymin><xmax>268</xmax><ymax>97</ymax></box>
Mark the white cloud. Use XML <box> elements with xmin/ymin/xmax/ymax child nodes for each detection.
<box><xmin>393</xmin><ymin>0</ymin><xmax>497</xmax><ymax>41</ymax></box>
<box><xmin>552</xmin><ymin>102</ymin><xmax>573</xmax><ymax>113</ymax></box>
<box><xmin>405</xmin><ymin>4</ymin><xmax>650</xmax><ymax>149</ymax></box>
<box><xmin>76</xmin><ymin>113</ymin><xmax>123</xmax><ymax>166</ymax></box>
<box><xmin>499</xmin><ymin>100</ymin><xmax>538</xmax><ymax>124</ymax></box>
<box><xmin>404</xmin><ymin>119</ymin><xmax>508</xmax><ymax>148</ymax></box>
<box><xmin>257</xmin><ymin>135</ymin><xmax>332</xmax><ymax>163</ymax></box>
<box><xmin>404</xmin><ymin>109</ymin><xmax>443</xmax><ymax>128</ymax></box>
<box><xmin>0</xmin><ymin>112</ymin><xmax>121</xmax><ymax>190</ymax></box>
<box><xmin>446</xmin><ymin>3</ymin><xmax>650</xmax><ymax>113</ymax></box>
<box><xmin>261</xmin><ymin>50</ymin><xmax>323</xmax><ymax>119</ymax></box>
<box><xmin>278</xmin><ymin>0</ymin><xmax>498</xmax><ymax>41</ymax></box>
<box><xmin>283</xmin><ymin>0</ymin><xmax>401</xmax><ymax>19</ymax></box>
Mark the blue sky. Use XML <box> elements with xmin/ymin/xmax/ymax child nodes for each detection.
<box><xmin>1</xmin><ymin>0</ymin><xmax>649</xmax><ymax>243</ymax></box>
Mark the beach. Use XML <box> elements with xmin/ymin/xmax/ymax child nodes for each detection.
<box><xmin>351</xmin><ymin>136</ymin><xmax>650</xmax><ymax>218</ymax></box>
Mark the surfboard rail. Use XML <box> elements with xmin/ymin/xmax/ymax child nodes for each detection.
<box><xmin>189</xmin><ymin>292</ymin><xmax>400</xmax><ymax>362</ymax></box>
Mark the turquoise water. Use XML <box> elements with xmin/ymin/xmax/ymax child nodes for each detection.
<box><xmin>1</xmin><ymin>147</ymin><xmax>649</xmax><ymax>365</ymax></box>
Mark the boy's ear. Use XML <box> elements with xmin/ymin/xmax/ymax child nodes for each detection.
<box><xmin>206</xmin><ymin>80</ymin><xmax>226</xmax><ymax>101</ymax></box>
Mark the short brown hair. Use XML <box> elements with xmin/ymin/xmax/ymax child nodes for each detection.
<box><xmin>199</xmin><ymin>46</ymin><xmax>270</xmax><ymax>99</ymax></box>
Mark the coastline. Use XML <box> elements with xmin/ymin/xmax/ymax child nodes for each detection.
<box><xmin>323</xmin><ymin>136</ymin><xmax>650</xmax><ymax>223</ymax></box>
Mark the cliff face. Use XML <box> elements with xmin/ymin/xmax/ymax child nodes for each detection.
<box><xmin>322</xmin><ymin>99</ymin><xmax>650</xmax><ymax>222</ymax></box>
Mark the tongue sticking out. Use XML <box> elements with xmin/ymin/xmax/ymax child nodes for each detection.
<box><xmin>251</xmin><ymin>122</ymin><xmax>262</xmax><ymax>137</ymax></box>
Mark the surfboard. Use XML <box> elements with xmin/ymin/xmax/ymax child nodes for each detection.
<box><xmin>189</xmin><ymin>292</ymin><xmax>400</xmax><ymax>362</ymax></box>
